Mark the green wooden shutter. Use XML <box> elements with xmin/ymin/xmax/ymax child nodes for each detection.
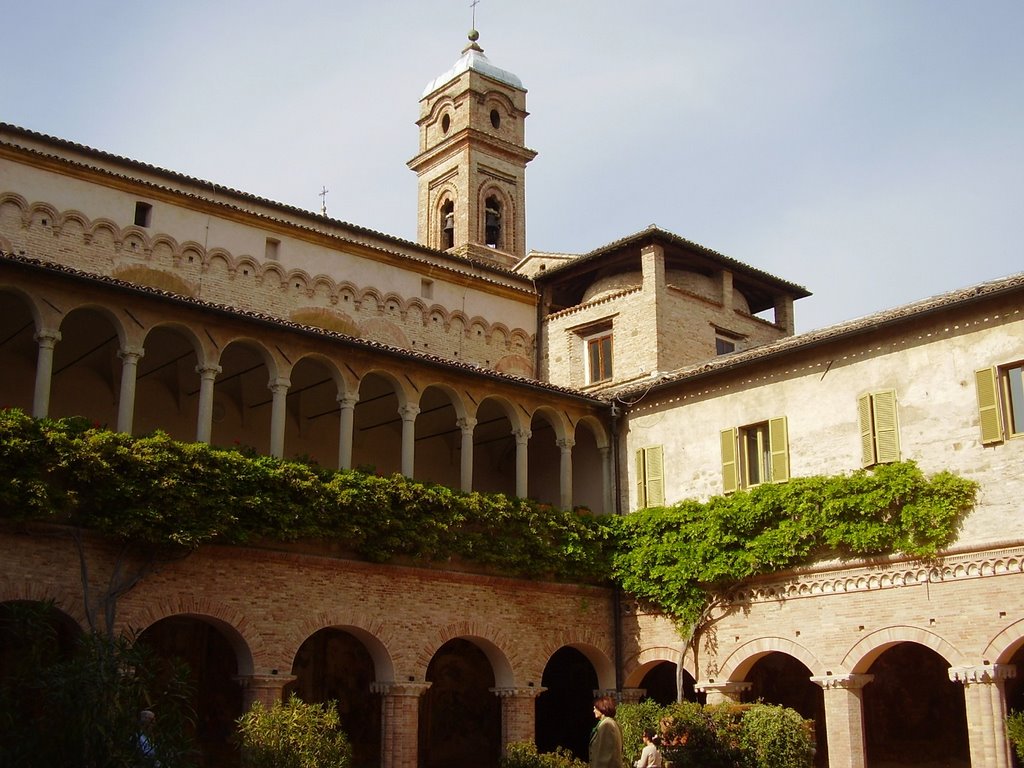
<box><xmin>872</xmin><ymin>390</ymin><xmax>901</xmax><ymax>463</ymax></box>
<box><xmin>635</xmin><ymin>449</ymin><xmax>647</xmax><ymax>508</ymax></box>
<box><xmin>720</xmin><ymin>428</ymin><xmax>738</xmax><ymax>494</ymax></box>
<box><xmin>975</xmin><ymin>367</ymin><xmax>1004</xmax><ymax>444</ymax></box>
<box><xmin>768</xmin><ymin>417</ymin><xmax>789</xmax><ymax>482</ymax></box>
<box><xmin>645</xmin><ymin>445</ymin><xmax>665</xmax><ymax>507</ymax></box>
<box><xmin>858</xmin><ymin>393</ymin><xmax>875</xmax><ymax>467</ymax></box>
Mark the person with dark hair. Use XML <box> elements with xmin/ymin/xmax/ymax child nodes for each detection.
<box><xmin>634</xmin><ymin>727</ymin><xmax>662</xmax><ymax>768</ymax></box>
<box><xmin>589</xmin><ymin>695</ymin><xmax>623</xmax><ymax>768</ymax></box>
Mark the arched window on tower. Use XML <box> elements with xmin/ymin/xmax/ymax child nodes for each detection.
<box><xmin>440</xmin><ymin>200</ymin><xmax>455</xmax><ymax>250</ymax></box>
<box><xmin>484</xmin><ymin>195</ymin><xmax>502</xmax><ymax>249</ymax></box>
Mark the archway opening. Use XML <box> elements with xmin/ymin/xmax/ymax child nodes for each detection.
<box><xmin>744</xmin><ymin>652</ymin><xmax>825</xmax><ymax>766</ymax></box>
<box><xmin>284</xmin><ymin>356</ymin><xmax>340</xmax><ymax>467</ymax></box>
<box><xmin>638</xmin><ymin>661</ymin><xmax>681</xmax><ymax>705</ymax></box>
<box><xmin>536</xmin><ymin>646</ymin><xmax>599</xmax><ymax>760</ymax></box>
<box><xmin>135</xmin><ymin>325</ymin><xmax>200</xmax><ymax>440</ymax></box>
<box><xmin>286</xmin><ymin>627</ymin><xmax>381</xmax><ymax>768</ymax></box>
<box><xmin>51</xmin><ymin>307</ymin><xmax>120</xmax><ymax>427</ymax></box>
<box><xmin>137</xmin><ymin>616</ymin><xmax>244</xmax><ymax>768</ymax></box>
<box><xmin>414</xmin><ymin>386</ymin><xmax>460</xmax><ymax>488</ymax></box>
<box><xmin>0</xmin><ymin>290</ymin><xmax>37</xmax><ymax>412</ymax></box>
<box><xmin>420</xmin><ymin>638</ymin><xmax>501</xmax><ymax>768</ymax></box>
<box><xmin>472</xmin><ymin>398</ymin><xmax>516</xmax><ymax>496</ymax></box>
<box><xmin>863</xmin><ymin>642</ymin><xmax>969</xmax><ymax>767</ymax></box>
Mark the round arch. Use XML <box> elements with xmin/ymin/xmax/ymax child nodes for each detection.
<box><xmin>843</xmin><ymin>625</ymin><xmax>967</xmax><ymax>673</ymax></box>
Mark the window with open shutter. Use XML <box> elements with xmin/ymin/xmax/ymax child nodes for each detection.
<box><xmin>768</xmin><ymin>416</ymin><xmax>790</xmax><ymax>482</ymax></box>
<box><xmin>975</xmin><ymin>367</ymin><xmax>1004</xmax><ymax>444</ymax></box>
<box><xmin>720</xmin><ymin>428</ymin><xmax>739</xmax><ymax>494</ymax></box>
<box><xmin>858</xmin><ymin>390</ymin><xmax>901</xmax><ymax>466</ymax></box>
<box><xmin>635</xmin><ymin>446</ymin><xmax>665</xmax><ymax>509</ymax></box>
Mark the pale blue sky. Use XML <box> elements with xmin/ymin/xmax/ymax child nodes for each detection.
<box><xmin>2</xmin><ymin>1</ymin><xmax>1021</xmax><ymax>332</ymax></box>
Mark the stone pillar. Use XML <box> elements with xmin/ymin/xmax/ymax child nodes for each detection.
<box><xmin>399</xmin><ymin>404</ymin><xmax>420</xmax><ymax>478</ymax></box>
<box><xmin>457</xmin><ymin>416</ymin><xmax>476</xmax><ymax>492</ymax></box>
<box><xmin>337</xmin><ymin>393</ymin><xmax>359</xmax><ymax>470</ymax></box>
<box><xmin>32</xmin><ymin>329</ymin><xmax>61</xmax><ymax>419</ymax></box>
<box><xmin>115</xmin><ymin>345</ymin><xmax>144</xmax><ymax>434</ymax></box>
<box><xmin>237</xmin><ymin>673</ymin><xmax>296</xmax><ymax>712</ymax></box>
<box><xmin>600</xmin><ymin>445</ymin><xmax>612</xmax><ymax>515</ymax></box>
<box><xmin>513</xmin><ymin>428</ymin><xmax>531</xmax><ymax>499</ymax></box>
<box><xmin>373</xmin><ymin>681</ymin><xmax>431</xmax><ymax>768</ymax></box>
<box><xmin>619</xmin><ymin>688</ymin><xmax>646</xmax><ymax>705</ymax></box>
<box><xmin>268</xmin><ymin>377</ymin><xmax>290</xmax><ymax>458</ymax></box>
<box><xmin>493</xmin><ymin>686</ymin><xmax>545</xmax><ymax>750</ymax></box>
<box><xmin>696</xmin><ymin>680</ymin><xmax>751</xmax><ymax>705</ymax></box>
<box><xmin>194</xmin><ymin>364</ymin><xmax>221</xmax><ymax>443</ymax></box>
<box><xmin>558</xmin><ymin>437</ymin><xmax>574</xmax><ymax>510</ymax></box>
<box><xmin>810</xmin><ymin>673</ymin><xmax>874</xmax><ymax>768</ymax></box>
<box><xmin>949</xmin><ymin>664</ymin><xmax>1016</xmax><ymax>768</ymax></box>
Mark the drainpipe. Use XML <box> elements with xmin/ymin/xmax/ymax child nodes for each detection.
<box><xmin>610</xmin><ymin>400</ymin><xmax>624</xmax><ymax>694</ymax></box>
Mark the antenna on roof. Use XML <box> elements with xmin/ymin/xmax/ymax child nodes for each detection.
<box><xmin>319</xmin><ymin>186</ymin><xmax>329</xmax><ymax>216</ymax></box>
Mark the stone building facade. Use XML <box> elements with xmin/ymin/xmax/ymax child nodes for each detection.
<box><xmin>2</xmin><ymin>29</ymin><xmax>1023</xmax><ymax>768</ymax></box>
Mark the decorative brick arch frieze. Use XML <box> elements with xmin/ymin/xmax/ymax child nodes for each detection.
<box><xmin>536</xmin><ymin>628</ymin><xmax>617</xmax><ymax>692</ymax></box>
<box><xmin>125</xmin><ymin>596</ymin><xmax>261</xmax><ymax>676</ymax></box>
<box><xmin>715</xmin><ymin>636</ymin><xmax>824</xmax><ymax>682</ymax></box>
<box><xmin>284</xmin><ymin>611</ymin><xmax>398</xmax><ymax>683</ymax></box>
<box><xmin>622</xmin><ymin>645</ymin><xmax>688</xmax><ymax>689</ymax></box>
<box><xmin>0</xmin><ymin>578</ymin><xmax>89</xmax><ymax>632</ymax></box>
<box><xmin>842</xmin><ymin>625</ymin><xmax>968</xmax><ymax>673</ymax></box>
<box><xmin>414</xmin><ymin>620</ymin><xmax>519</xmax><ymax>688</ymax></box>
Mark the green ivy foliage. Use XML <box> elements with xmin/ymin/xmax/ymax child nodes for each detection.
<box><xmin>611</xmin><ymin>462</ymin><xmax>977</xmax><ymax>631</ymax></box>
<box><xmin>0</xmin><ymin>409</ymin><xmax>613</xmax><ymax>583</ymax></box>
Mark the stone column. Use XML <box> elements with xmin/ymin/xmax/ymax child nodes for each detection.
<box><xmin>32</xmin><ymin>329</ymin><xmax>61</xmax><ymax>419</ymax></box>
<box><xmin>558</xmin><ymin>437</ymin><xmax>574</xmax><ymax>510</ymax></box>
<box><xmin>493</xmin><ymin>686</ymin><xmax>545</xmax><ymax>750</ymax></box>
<box><xmin>457</xmin><ymin>416</ymin><xmax>476</xmax><ymax>492</ymax></box>
<box><xmin>810</xmin><ymin>673</ymin><xmax>874</xmax><ymax>768</ymax></box>
<box><xmin>949</xmin><ymin>664</ymin><xmax>1016</xmax><ymax>768</ymax></box>
<box><xmin>237</xmin><ymin>673</ymin><xmax>296</xmax><ymax>712</ymax></box>
<box><xmin>619</xmin><ymin>688</ymin><xmax>646</xmax><ymax>705</ymax></box>
<box><xmin>337</xmin><ymin>393</ymin><xmax>359</xmax><ymax>470</ymax></box>
<box><xmin>373</xmin><ymin>681</ymin><xmax>431</xmax><ymax>768</ymax></box>
<box><xmin>399</xmin><ymin>404</ymin><xmax>420</xmax><ymax>478</ymax></box>
<box><xmin>115</xmin><ymin>345</ymin><xmax>144</xmax><ymax>434</ymax></box>
<box><xmin>696</xmin><ymin>680</ymin><xmax>751</xmax><ymax>705</ymax></box>
<box><xmin>268</xmin><ymin>377</ymin><xmax>290</xmax><ymax>458</ymax></box>
<box><xmin>599</xmin><ymin>445</ymin><xmax>612</xmax><ymax>515</ymax></box>
<box><xmin>513</xmin><ymin>428</ymin><xmax>531</xmax><ymax>499</ymax></box>
<box><xmin>194</xmin><ymin>364</ymin><xmax>221</xmax><ymax>443</ymax></box>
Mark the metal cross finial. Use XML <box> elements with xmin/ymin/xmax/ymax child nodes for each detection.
<box><xmin>319</xmin><ymin>186</ymin><xmax>329</xmax><ymax>216</ymax></box>
<box><xmin>470</xmin><ymin>0</ymin><xmax>479</xmax><ymax>29</ymax></box>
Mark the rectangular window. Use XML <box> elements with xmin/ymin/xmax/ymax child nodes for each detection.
<box><xmin>977</xmin><ymin>362</ymin><xmax>1024</xmax><ymax>443</ymax></box>
<box><xmin>635</xmin><ymin>445</ymin><xmax>665</xmax><ymax>509</ymax></box>
<box><xmin>586</xmin><ymin>333</ymin><xmax>613</xmax><ymax>384</ymax></box>
<box><xmin>721</xmin><ymin>417</ymin><xmax>789</xmax><ymax>492</ymax></box>
<box><xmin>421</xmin><ymin>278</ymin><xmax>434</xmax><ymax>299</ymax></box>
<box><xmin>858</xmin><ymin>390</ymin><xmax>901</xmax><ymax>466</ymax></box>
<box><xmin>265</xmin><ymin>238</ymin><xmax>280</xmax><ymax>261</ymax></box>
<box><xmin>133</xmin><ymin>202</ymin><xmax>153</xmax><ymax>227</ymax></box>
<box><xmin>715</xmin><ymin>337</ymin><xmax>736</xmax><ymax>355</ymax></box>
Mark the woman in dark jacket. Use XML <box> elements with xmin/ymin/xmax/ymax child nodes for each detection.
<box><xmin>589</xmin><ymin>695</ymin><xmax>623</xmax><ymax>768</ymax></box>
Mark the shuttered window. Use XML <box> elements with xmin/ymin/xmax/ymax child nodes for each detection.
<box><xmin>635</xmin><ymin>445</ymin><xmax>665</xmax><ymax>508</ymax></box>
<box><xmin>721</xmin><ymin>417</ymin><xmax>789</xmax><ymax>492</ymax></box>
<box><xmin>976</xmin><ymin>363</ymin><xmax>1024</xmax><ymax>444</ymax></box>
<box><xmin>857</xmin><ymin>390</ymin><xmax>901</xmax><ymax>467</ymax></box>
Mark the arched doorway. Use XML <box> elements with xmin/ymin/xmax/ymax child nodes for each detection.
<box><xmin>138</xmin><ymin>616</ymin><xmax>245</xmax><ymax>767</ymax></box>
<box><xmin>286</xmin><ymin>627</ymin><xmax>381</xmax><ymax>768</ymax></box>
<box><xmin>420</xmin><ymin>638</ymin><xmax>501</xmax><ymax>768</ymax></box>
<box><xmin>638</xmin><ymin>661</ymin><xmax>679</xmax><ymax>705</ymax></box>
<box><xmin>863</xmin><ymin>642</ymin><xmax>969</xmax><ymax>767</ymax></box>
<box><xmin>536</xmin><ymin>646</ymin><xmax>599</xmax><ymax>760</ymax></box>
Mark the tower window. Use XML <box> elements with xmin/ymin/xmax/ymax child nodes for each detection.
<box><xmin>440</xmin><ymin>200</ymin><xmax>455</xmax><ymax>250</ymax></box>
<box><xmin>133</xmin><ymin>202</ymin><xmax>153</xmax><ymax>227</ymax></box>
<box><xmin>490</xmin><ymin>109</ymin><xmax>500</xmax><ymax>129</ymax></box>
<box><xmin>265</xmin><ymin>237</ymin><xmax>280</xmax><ymax>261</ymax></box>
<box><xmin>484</xmin><ymin>195</ymin><xmax>502</xmax><ymax>248</ymax></box>
<box><xmin>441</xmin><ymin>113</ymin><xmax>451</xmax><ymax>133</ymax></box>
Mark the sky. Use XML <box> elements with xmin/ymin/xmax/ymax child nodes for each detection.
<box><xmin>1</xmin><ymin>1</ymin><xmax>1021</xmax><ymax>333</ymax></box>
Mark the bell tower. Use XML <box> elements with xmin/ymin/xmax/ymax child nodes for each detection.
<box><xmin>409</xmin><ymin>30</ymin><xmax>537</xmax><ymax>268</ymax></box>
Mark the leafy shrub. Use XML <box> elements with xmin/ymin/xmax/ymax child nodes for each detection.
<box><xmin>1007</xmin><ymin>711</ymin><xmax>1024</xmax><ymax>762</ymax></box>
<box><xmin>237</xmin><ymin>694</ymin><xmax>351</xmax><ymax>768</ymax></box>
<box><xmin>500</xmin><ymin>741</ymin><xmax>588</xmax><ymax>768</ymax></box>
<box><xmin>616</xmin><ymin>699</ymin><xmax>666</xmax><ymax>765</ymax></box>
<box><xmin>659</xmin><ymin>701</ymin><xmax>745</xmax><ymax>768</ymax></box>
<box><xmin>738</xmin><ymin>703</ymin><xmax>815</xmax><ymax>768</ymax></box>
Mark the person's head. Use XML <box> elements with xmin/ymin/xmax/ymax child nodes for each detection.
<box><xmin>592</xmin><ymin>695</ymin><xmax>617</xmax><ymax>719</ymax></box>
<box><xmin>140</xmin><ymin>710</ymin><xmax>155</xmax><ymax>729</ymax></box>
<box><xmin>642</xmin><ymin>727</ymin><xmax>660</xmax><ymax>745</ymax></box>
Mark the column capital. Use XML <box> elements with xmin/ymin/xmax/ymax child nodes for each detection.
<box><xmin>195</xmin><ymin>363</ymin><xmax>222</xmax><ymax>378</ymax></box>
<box><xmin>118</xmin><ymin>345</ymin><xmax>145</xmax><ymax>361</ymax></box>
<box><xmin>337</xmin><ymin>392</ymin><xmax>360</xmax><ymax>408</ymax></box>
<box><xmin>34</xmin><ymin>328</ymin><xmax>61</xmax><ymax>345</ymax></box>
<box><xmin>618</xmin><ymin>687</ymin><xmax>646</xmax><ymax>704</ymax></box>
<box><xmin>491</xmin><ymin>686</ymin><xmax>547</xmax><ymax>699</ymax></box>
<box><xmin>268</xmin><ymin>376</ymin><xmax>291</xmax><ymax>393</ymax></box>
<box><xmin>399</xmin><ymin>403</ymin><xmax>420</xmax><ymax>420</ymax></box>
<box><xmin>456</xmin><ymin>416</ymin><xmax>477</xmax><ymax>432</ymax></box>
<box><xmin>513</xmin><ymin>428</ymin><xmax>532</xmax><ymax>445</ymax></box>
<box><xmin>810</xmin><ymin>673</ymin><xmax>875</xmax><ymax>691</ymax></box>
<box><xmin>695</xmin><ymin>680</ymin><xmax>752</xmax><ymax>696</ymax></box>
<box><xmin>949</xmin><ymin>664</ymin><xmax>1017</xmax><ymax>685</ymax></box>
<box><xmin>371</xmin><ymin>680</ymin><xmax>432</xmax><ymax>697</ymax></box>
<box><xmin>556</xmin><ymin>437</ymin><xmax>575</xmax><ymax>451</ymax></box>
<box><xmin>235</xmin><ymin>673</ymin><xmax>298</xmax><ymax>688</ymax></box>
